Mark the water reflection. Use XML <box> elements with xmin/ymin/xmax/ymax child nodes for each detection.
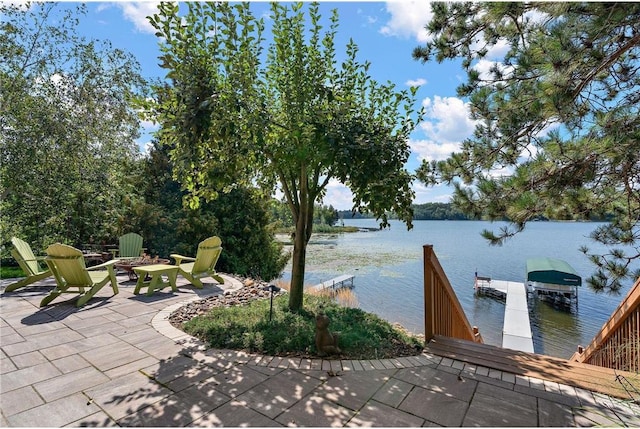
<box><xmin>528</xmin><ymin>297</ymin><xmax>581</xmax><ymax>358</ymax></box>
<box><xmin>469</xmin><ymin>294</ymin><xmax>505</xmax><ymax>347</ymax></box>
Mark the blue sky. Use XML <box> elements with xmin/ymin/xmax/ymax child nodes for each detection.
<box><xmin>72</xmin><ymin>1</ymin><xmax>483</xmax><ymax>209</ymax></box>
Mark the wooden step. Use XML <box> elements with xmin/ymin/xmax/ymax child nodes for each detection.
<box><xmin>425</xmin><ymin>335</ymin><xmax>640</xmax><ymax>400</ymax></box>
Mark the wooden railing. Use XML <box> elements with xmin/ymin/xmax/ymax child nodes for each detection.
<box><xmin>571</xmin><ymin>276</ymin><xmax>640</xmax><ymax>373</ymax></box>
<box><xmin>423</xmin><ymin>244</ymin><xmax>483</xmax><ymax>344</ymax></box>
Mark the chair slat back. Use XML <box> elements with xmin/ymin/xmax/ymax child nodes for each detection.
<box><xmin>119</xmin><ymin>233</ymin><xmax>143</xmax><ymax>258</ymax></box>
<box><xmin>45</xmin><ymin>243</ymin><xmax>91</xmax><ymax>286</ymax></box>
<box><xmin>11</xmin><ymin>237</ymin><xmax>40</xmax><ymax>276</ymax></box>
<box><xmin>192</xmin><ymin>236</ymin><xmax>222</xmax><ymax>273</ymax></box>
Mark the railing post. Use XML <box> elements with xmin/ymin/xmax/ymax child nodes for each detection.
<box><xmin>424</xmin><ymin>244</ymin><xmax>434</xmax><ymax>344</ymax></box>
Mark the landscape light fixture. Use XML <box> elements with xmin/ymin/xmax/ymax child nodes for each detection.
<box><xmin>263</xmin><ymin>284</ymin><xmax>281</xmax><ymax>322</ymax></box>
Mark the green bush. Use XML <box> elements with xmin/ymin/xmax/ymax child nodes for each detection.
<box><xmin>0</xmin><ymin>266</ymin><xmax>25</xmax><ymax>279</ymax></box>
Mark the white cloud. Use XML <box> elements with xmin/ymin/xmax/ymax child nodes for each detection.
<box><xmin>96</xmin><ymin>3</ymin><xmax>111</xmax><ymax>13</ymax></box>
<box><xmin>421</xmin><ymin>96</ymin><xmax>477</xmax><ymax>143</ymax></box>
<box><xmin>487</xmin><ymin>165</ymin><xmax>514</xmax><ymax>179</ymax></box>
<box><xmin>116</xmin><ymin>2</ymin><xmax>161</xmax><ymax>34</ymax></box>
<box><xmin>412</xmin><ymin>181</ymin><xmax>452</xmax><ymax>204</ymax></box>
<box><xmin>322</xmin><ymin>179</ymin><xmax>453</xmax><ymax>210</ymax></box>
<box><xmin>321</xmin><ymin>179</ymin><xmax>354</xmax><ymax>210</ymax></box>
<box><xmin>524</xmin><ymin>9</ymin><xmax>550</xmax><ymax>25</ymax></box>
<box><xmin>486</xmin><ymin>38</ymin><xmax>510</xmax><ymax>60</ymax></box>
<box><xmin>410</xmin><ymin>139</ymin><xmax>459</xmax><ymax>163</ymax></box>
<box><xmin>470</xmin><ymin>37</ymin><xmax>511</xmax><ymax>61</ymax></box>
<box><xmin>472</xmin><ymin>58</ymin><xmax>514</xmax><ymax>82</ymax></box>
<box><xmin>273</xmin><ymin>178</ymin><xmax>355</xmax><ymax>211</ymax></box>
<box><xmin>406</xmin><ymin>78</ymin><xmax>427</xmax><ymax>87</ymax></box>
<box><xmin>137</xmin><ymin>139</ymin><xmax>154</xmax><ymax>155</ymax></box>
<box><xmin>473</xmin><ymin>59</ymin><xmax>497</xmax><ymax>80</ymax></box>
<box><xmin>408</xmin><ymin>96</ymin><xmax>477</xmax><ymax>164</ymax></box>
<box><xmin>0</xmin><ymin>1</ymin><xmax>30</xmax><ymax>12</ymax></box>
<box><xmin>380</xmin><ymin>1</ymin><xmax>433</xmax><ymax>43</ymax></box>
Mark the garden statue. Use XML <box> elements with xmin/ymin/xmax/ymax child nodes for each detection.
<box><xmin>314</xmin><ymin>310</ymin><xmax>341</xmax><ymax>356</ymax></box>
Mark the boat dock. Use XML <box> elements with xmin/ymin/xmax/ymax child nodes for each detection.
<box><xmin>309</xmin><ymin>274</ymin><xmax>354</xmax><ymax>293</ymax></box>
<box><xmin>475</xmin><ymin>278</ymin><xmax>534</xmax><ymax>353</ymax></box>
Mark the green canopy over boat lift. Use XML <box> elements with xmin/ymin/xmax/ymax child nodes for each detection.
<box><xmin>526</xmin><ymin>258</ymin><xmax>581</xmax><ymax>307</ymax></box>
<box><xmin>526</xmin><ymin>258</ymin><xmax>582</xmax><ymax>286</ymax></box>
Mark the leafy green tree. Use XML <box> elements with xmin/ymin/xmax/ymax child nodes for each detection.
<box><xmin>1</xmin><ymin>3</ymin><xmax>145</xmax><ymax>251</ymax></box>
<box><xmin>145</xmin><ymin>2</ymin><xmax>422</xmax><ymax>311</ymax></box>
<box><xmin>314</xmin><ymin>204</ymin><xmax>339</xmax><ymax>227</ymax></box>
<box><xmin>270</xmin><ymin>200</ymin><xmax>338</xmax><ymax>229</ymax></box>
<box><xmin>210</xmin><ymin>188</ymin><xmax>290</xmax><ymax>280</ymax></box>
<box><xmin>414</xmin><ymin>2</ymin><xmax>640</xmax><ymax>292</ymax></box>
<box><xmin>269</xmin><ymin>199</ymin><xmax>294</xmax><ymax>230</ymax></box>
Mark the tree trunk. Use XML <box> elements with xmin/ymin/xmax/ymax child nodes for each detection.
<box><xmin>288</xmin><ymin>216</ymin><xmax>307</xmax><ymax>312</ymax></box>
<box><xmin>288</xmin><ymin>172</ymin><xmax>315</xmax><ymax>312</ymax></box>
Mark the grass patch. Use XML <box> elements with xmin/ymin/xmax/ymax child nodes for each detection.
<box><xmin>182</xmin><ymin>294</ymin><xmax>423</xmax><ymax>359</ymax></box>
<box><xmin>0</xmin><ymin>266</ymin><xmax>25</xmax><ymax>279</ymax></box>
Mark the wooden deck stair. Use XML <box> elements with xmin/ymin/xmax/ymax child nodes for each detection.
<box><xmin>425</xmin><ymin>335</ymin><xmax>640</xmax><ymax>401</ymax></box>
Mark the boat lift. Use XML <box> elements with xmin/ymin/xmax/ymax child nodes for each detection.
<box><xmin>474</xmin><ymin>258</ymin><xmax>582</xmax><ymax>353</ymax></box>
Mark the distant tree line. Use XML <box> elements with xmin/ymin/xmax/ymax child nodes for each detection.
<box><xmin>338</xmin><ymin>203</ymin><xmax>614</xmax><ymax>222</ymax></box>
<box><xmin>337</xmin><ymin>203</ymin><xmax>468</xmax><ymax>221</ymax></box>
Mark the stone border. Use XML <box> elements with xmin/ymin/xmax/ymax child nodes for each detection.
<box><xmin>151</xmin><ymin>273</ymin><xmax>244</xmax><ymax>346</ymax></box>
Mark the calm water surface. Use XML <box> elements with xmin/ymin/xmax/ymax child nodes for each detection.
<box><xmin>282</xmin><ymin>219</ymin><xmax>638</xmax><ymax>359</ymax></box>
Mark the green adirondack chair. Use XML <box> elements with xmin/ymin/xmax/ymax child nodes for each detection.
<box><xmin>41</xmin><ymin>243</ymin><xmax>119</xmax><ymax>307</ymax></box>
<box><xmin>116</xmin><ymin>232</ymin><xmax>144</xmax><ymax>259</ymax></box>
<box><xmin>171</xmin><ymin>236</ymin><xmax>224</xmax><ymax>288</ymax></box>
<box><xmin>5</xmin><ymin>237</ymin><xmax>52</xmax><ymax>292</ymax></box>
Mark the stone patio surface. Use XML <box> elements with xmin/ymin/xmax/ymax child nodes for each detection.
<box><xmin>1</xmin><ymin>273</ymin><xmax>639</xmax><ymax>427</ymax></box>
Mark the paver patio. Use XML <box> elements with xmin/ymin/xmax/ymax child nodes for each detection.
<box><xmin>1</xmin><ymin>273</ymin><xmax>639</xmax><ymax>427</ymax></box>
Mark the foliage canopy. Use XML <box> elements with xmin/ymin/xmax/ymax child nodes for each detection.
<box><xmin>145</xmin><ymin>2</ymin><xmax>422</xmax><ymax>310</ymax></box>
<box><xmin>1</xmin><ymin>2</ymin><xmax>145</xmax><ymax>250</ymax></box>
<box><xmin>414</xmin><ymin>2</ymin><xmax>640</xmax><ymax>292</ymax></box>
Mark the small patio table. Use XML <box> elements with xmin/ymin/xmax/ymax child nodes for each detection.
<box><xmin>132</xmin><ymin>264</ymin><xmax>179</xmax><ymax>296</ymax></box>
<box><xmin>115</xmin><ymin>258</ymin><xmax>170</xmax><ymax>280</ymax></box>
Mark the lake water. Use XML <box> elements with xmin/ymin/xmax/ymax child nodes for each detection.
<box><xmin>281</xmin><ymin>219</ymin><xmax>638</xmax><ymax>359</ymax></box>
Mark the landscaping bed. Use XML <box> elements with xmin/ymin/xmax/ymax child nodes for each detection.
<box><xmin>169</xmin><ymin>279</ymin><xmax>424</xmax><ymax>360</ymax></box>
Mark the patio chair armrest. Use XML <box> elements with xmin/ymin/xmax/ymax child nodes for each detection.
<box><xmin>18</xmin><ymin>256</ymin><xmax>47</xmax><ymax>262</ymax></box>
<box><xmin>87</xmin><ymin>259</ymin><xmax>119</xmax><ymax>271</ymax></box>
<box><xmin>19</xmin><ymin>256</ymin><xmax>49</xmax><ymax>271</ymax></box>
<box><xmin>170</xmin><ymin>254</ymin><xmax>195</xmax><ymax>265</ymax></box>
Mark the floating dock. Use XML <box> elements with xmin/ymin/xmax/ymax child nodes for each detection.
<box><xmin>475</xmin><ymin>278</ymin><xmax>534</xmax><ymax>353</ymax></box>
<box><xmin>309</xmin><ymin>274</ymin><xmax>354</xmax><ymax>293</ymax></box>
